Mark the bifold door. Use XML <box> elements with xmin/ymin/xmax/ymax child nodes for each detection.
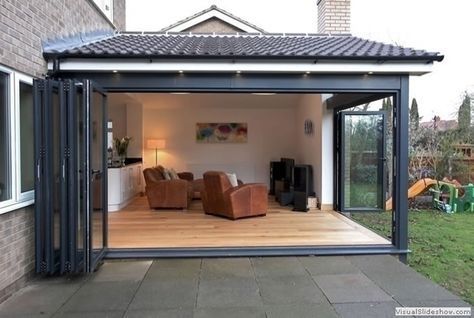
<box><xmin>336</xmin><ymin>111</ymin><xmax>387</xmax><ymax>212</ymax></box>
<box><xmin>34</xmin><ymin>79</ymin><xmax>107</xmax><ymax>274</ymax></box>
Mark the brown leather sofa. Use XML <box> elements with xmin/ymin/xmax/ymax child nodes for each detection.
<box><xmin>143</xmin><ymin>166</ymin><xmax>193</xmax><ymax>209</ymax></box>
<box><xmin>201</xmin><ymin>171</ymin><xmax>268</xmax><ymax>220</ymax></box>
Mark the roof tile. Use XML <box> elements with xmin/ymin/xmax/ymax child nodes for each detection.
<box><xmin>43</xmin><ymin>33</ymin><xmax>443</xmax><ymax>62</ymax></box>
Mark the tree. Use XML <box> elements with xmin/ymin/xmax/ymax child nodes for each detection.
<box><xmin>457</xmin><ymin>92</ymin><xmax>471</xmax><ymax>131</ymax></box>
<box><xmin>410</xmin><ymin>98</ymin><xmax>420</xmax><ymax>130</ymax></box>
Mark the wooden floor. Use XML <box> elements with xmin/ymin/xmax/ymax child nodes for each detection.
<box><xmin>108</xmin><ymin>196</ymin><xmax>390</xmax><ymax>248</ymax></box>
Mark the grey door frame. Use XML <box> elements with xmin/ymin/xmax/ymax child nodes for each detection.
<box><xmin>50</xmin><ymin>71</ymin><xmax>409</xmax><ymax>262</ymax></box>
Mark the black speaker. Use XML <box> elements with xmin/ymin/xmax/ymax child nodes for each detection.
<box><xmin>292</xmin><ymin>165</ymin><xmax>313</xmax><ymax>212</ymax></box>
<box><xmin>269</xmin><ymin>161</ymin><xmax>285</xmax><ymax>195</ymax></box>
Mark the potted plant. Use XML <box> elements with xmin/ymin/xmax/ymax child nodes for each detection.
<box><xmin>114</xmin><ymin>136</ymin><xmax>132</xmax><ymax>166</ymax></box>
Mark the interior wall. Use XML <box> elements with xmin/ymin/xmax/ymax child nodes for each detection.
<box><xmin>141</xmin><ymin>94</ymin><xmax>300</xmax><ymax>185</ymax></box>
<box><xmin>295</xmin><ymin>94</ymin><xmax>323</xmax><ymax>202</ymax></box>
<box><xmin>108</xmin><ymin>94</ymin><xmax>143</xmax><ymax>158</ymax></box>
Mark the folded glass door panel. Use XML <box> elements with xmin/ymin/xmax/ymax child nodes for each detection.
<box><xmin>338</xmin><ymin>111</ymin><xmax>386</xmax><ymax>212</ymax></box>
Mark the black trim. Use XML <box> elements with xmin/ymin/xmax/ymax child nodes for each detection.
<box><xmin>53</xmin><ymin>73</ymin><xmax>404</xmax><ymax>92</ymax></box>
<box><xmin>392</xmin><ymin>76</ymin><xmax>410</xmax><ymax>263</ymax></box>
<box><xmin>105</xmin><ymin>245</ymin><xmax>407</xmax><ymax>259</ymax></box>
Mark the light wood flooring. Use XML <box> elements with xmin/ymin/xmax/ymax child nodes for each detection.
<box><xmin>107</xmin><ymin>196</ymin><xmax>390</xmax><ymax>248</ymax></box>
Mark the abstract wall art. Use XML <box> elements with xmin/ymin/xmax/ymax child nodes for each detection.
<box><xmin>196</xmin><ymin>123</ymin><xmax>248</xmax><ymax>143</ymax></box>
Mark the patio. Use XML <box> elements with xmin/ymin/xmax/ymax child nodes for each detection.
<box><xmin>0</xmin><ymin>255</ymin><xmax>469</xmax><ymax>318</ymax></box>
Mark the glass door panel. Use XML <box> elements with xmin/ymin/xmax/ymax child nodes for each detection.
<box><xmin>34</xmin><ymin>79</ymin><xmax>107</xmax><ymax>275</ymax></box>
<box><xmin>83</xmin><ymin>80</ymin><xmax>107</xmax><ymax>272</ymax></box>
<box><xmin>339</xmin><ymin>111</ymin><xmax>386</xmax><ymax>211</ymax></box>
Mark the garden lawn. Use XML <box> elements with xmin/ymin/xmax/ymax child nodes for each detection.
<box><xmin>352</xmin><ymin>210</ymin><xmax>474</xmax><ymax>305</ymax></box>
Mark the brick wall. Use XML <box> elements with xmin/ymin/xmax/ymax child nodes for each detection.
<box><xmin>317</xmin><ymin>0</ymin><xmax>350</xmax><ymax>34</ymax></box>
<box><xmin>0</xmin><ymin>0</ymin><xmax>124</xmax><ymax>303</ymax></box>
<box><xmin>0</xmin><ymin>0</ymin><xmax>119</xmax><ymax>77</ymax></box>
<box><xmin>183</xmin><ymin>17</ymin><xmax>244</xmax><ymax>33</ymax></box>
<box><xmin>0</xmin><ymin>207</ymin><xmax>34</xmax><ymax>303</ymax></box>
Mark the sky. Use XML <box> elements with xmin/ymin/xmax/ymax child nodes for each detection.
<box><xmin>126</xmin><ymin>0</ymin><xmax>474</xmax><ymax>121</ymax></box>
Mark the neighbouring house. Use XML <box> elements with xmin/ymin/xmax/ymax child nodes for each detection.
<box><xmin>0</xmin><ymin>0</ymin><xmax>443</xmax><ymax>301</ymax></box>
<box><xmin>420</xmin><ymin>116</ymin><xmax>458</xmax><ymax>131</ymax></box>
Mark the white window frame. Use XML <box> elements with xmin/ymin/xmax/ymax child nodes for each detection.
<box><xmin>0</xmin><ymin>65</ymin><xmax>35</xmax><ymax>214</ymax></box>
<box><xmin>15</xmin><ymin>73</ymin><xmax>35</xmax><ymax>203</ymax></box>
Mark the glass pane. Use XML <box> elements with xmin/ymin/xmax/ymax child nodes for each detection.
<box><xmin>91</xmin><ymin>90</ymin><xmax>105</xmax><ymax>253</ymax></box>
<box><xmin>20</xmin><ymin>82</ymin><xmax>34</xmax><ymax>193</ymax></box>
<box><xmin>52</xmin><ymin>89</ymin><xmax>61</xmax><ymax>256</ymax></box>
<box><xmin>76</xmin><ymin>88</ymin><xmax>84</xmax><ymax>263</ymax></box>
<box><xmin>343</xmin><ymin>114</ymin><xmax>384</xmax><ymax>209</ymax></box>
<box><xmin>0</xmin><ymin>72</ymin><xmax>11</xmax><ymax>202</ymax></box>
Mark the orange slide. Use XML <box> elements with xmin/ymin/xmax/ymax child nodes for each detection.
<box><xmin>385</xmin><ymin>178</ymin><xmax>438</xmax><ymax>210</ymax></box>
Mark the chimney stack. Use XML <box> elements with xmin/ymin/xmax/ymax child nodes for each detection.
<box><xmin>317</xmin><ymin>0</ymin><xmax>350</xmax><ymax>34</ymax></box>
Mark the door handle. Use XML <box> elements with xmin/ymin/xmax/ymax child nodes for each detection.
<box><xmin>91</xmin><ymin>169</ymin><xmax>101</xmax><ymax>174</ymax></box>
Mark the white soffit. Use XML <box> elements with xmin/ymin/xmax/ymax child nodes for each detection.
<box><xmin>49</xmin><ymin>59</ymin><xmax>434</xmax><ymax>75</ymax></box>
<box><xmin>165</xmin><ymin>10</ymin><xmax>261</xmax><ymax>33</ymax></box>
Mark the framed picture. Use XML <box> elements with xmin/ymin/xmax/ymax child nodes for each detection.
<box><xmin>196</xmin><ymin>123</ymin><xmax>248</xmax><ymax>143</ymax></box>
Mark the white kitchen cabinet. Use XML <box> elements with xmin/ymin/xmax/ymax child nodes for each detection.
<box><xmin>108</xmin><ymin>163</ymin><xmax>143</xmax><ymax>212</ymax></box>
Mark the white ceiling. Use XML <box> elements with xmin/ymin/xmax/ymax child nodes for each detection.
<box><xmin>109</xmin><ymin>92</ymin><xmax>308</xmax><ymax>110</ymax></box>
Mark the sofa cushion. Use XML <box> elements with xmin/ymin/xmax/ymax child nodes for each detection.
<box><xmin>169</xmin><ymin>168</ymin><xmax>180</xmax><ymax>180</ymax></box>
<box><xmin>226</xmin><ymin>173</ymin><xmax>239</xmax><ymax>187</ymax></box>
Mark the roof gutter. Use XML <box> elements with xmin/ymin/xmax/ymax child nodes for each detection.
<box><xmin>43</xmin><ymin>52</ymin><xmax>444</xmax><ymax>63</ymax></box>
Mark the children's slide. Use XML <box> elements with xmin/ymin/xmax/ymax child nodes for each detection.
<box><xmin>385</xmin><ymin>178</ymin><xmax>439</xmax><ymax>210</ymax></box>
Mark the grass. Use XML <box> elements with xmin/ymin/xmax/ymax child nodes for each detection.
<box><xmin>352</xmin><ymin>210</ymin><xmax>474</xmax><ymax>305</ymax></box>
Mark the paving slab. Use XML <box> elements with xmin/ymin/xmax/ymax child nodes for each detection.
<box><xmin>265</xmin><ymin>303</ymin><xmax>339</xmax><ymax>318</ymax></box>
<box><xmin>57</xmin><ymin>281</ymin><xmax>139</xmax><ymax>313</ymax></box>
<box><xmin>348</xmin><ymin>255</ymin><xmax>412</xmax><ymax>274</ymax></box>
<box><xmin>251</xmin><ymin>257</ymin><xmax>308</xmax><ymax>277</ymax></box>
<box><xmin>52</xmin><ymin>311</ymin><xmax>124</xmax><ymax>318</ymax></box>
<box><xmin>128</xmin><ymin>279</ymin><xmax>198</xmax><ymax>310</ymax></box>
<box><xmin>0</xmin><ymin>282</ymin><xmax>82</xmax><ymax>317</ymax></box>
<box><xmin>313</xmin><ymin>273</ymin><xmax>393</xmax><ymax>303</ymax></box>
<box><xmin>125</xmin><ymin>308</ymin><xmax>193</xmax><ymax>318</ymax></box>
<box><xmin>201</xmin><ymin>258</ymin><xmax>254</xmax><ymax>281</ymax></box>
<box><xmin>196</xmin><ymin>279</ymin><xmax>262</xmax><ymax>308</ymax></box>
<box><xmin>333</xmin><ymin>301</ymin><xmax>403</xmax><ymax>318</ymax></box>
<box><xmin>194</xmin><ymin>306</ymin><xmax>266</xmax><ymax>318</ymax></box>
<box><xmin>144</xmin><ymin>259</ymin><xmax>201</xmax><ymax>281</ymax></box>
<box><xmin>366</xmin><ymin>270</ymin><xmax>461</xmax><ymax>303</ymax></box>
<box><xmin>401</xmin><ymin>299</ymin><xmax>472</xmax><ymax>307</ymax></box>
<box><xmin>299</xmin><ymin>256</ymin><xmax>361</xmax><ymax>276</ymax></box>
<box><xmin>91</xmin><ymin>260</ymin><xmax>152</xmax><ymax>282</ymax></box>
<box><xmin>257</xmin><ymin>275</ymin><xmax>326</xmax><ymax>305</ymax></box>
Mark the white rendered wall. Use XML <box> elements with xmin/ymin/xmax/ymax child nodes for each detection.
<box><xmin>295</xmin><ymin>94</ymin><xmax>334</xmax><ymax>208</ymax></box>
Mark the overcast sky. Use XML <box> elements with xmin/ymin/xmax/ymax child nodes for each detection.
<box><xmin>126</xmin><ymin>0</ymin><xmax>474</xmax><ymax>121</ymax></box>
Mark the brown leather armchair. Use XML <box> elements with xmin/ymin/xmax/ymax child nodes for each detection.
<box><xmin>201</xmin><ymin>171</ymin><xmax>268</xmax><ymax>220</ymax></box>
<box><xmin>143</xmin><ymin>166</ymin><xmax>192</xmax><ymax>209</ymax></box>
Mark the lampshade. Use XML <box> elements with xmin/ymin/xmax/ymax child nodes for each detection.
<box><xmin>147</xmin><ymin>139</ymin><xmax>166</xmax><ymax>149</ymax></box>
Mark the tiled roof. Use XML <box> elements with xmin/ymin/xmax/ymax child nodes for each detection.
<box><xmin>43</xmin><ymin>33</ymin><xmax>444</xmax><ymax>62</ymax></box>
<box><xmin>160</xmin><ymin>5</ymin><xmax>266</xmax><ymax>33</ymax></box>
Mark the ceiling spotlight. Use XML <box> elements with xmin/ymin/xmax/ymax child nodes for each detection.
<box><xmin>178</xmin><ymin>70</ymin><xmax>184</xmax><ymax>74</ymax></box>
<box><xmin>236</xmin><ymin>70</ymin><xmax>241</xmax><ymax>74</ymax></box>
<box><xmin>368</xmin><ymin>71</ymin><xmax>374</xmax><ymax>74</ymax></box>
<box><xmin>112</xmin><ymin>70</ymin><xmax>118</xmax><ymax>73</ymax></box>
<box><xmin>251</xmin><ymin>93</ymin><xmax>276</xmax><ymax>96</ymax></box>
<box><xmin>305</xmin><ymin>71</ymin><xmax>311</xmax><ymax>75</ymax></box>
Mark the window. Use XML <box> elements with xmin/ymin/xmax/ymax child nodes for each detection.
<box><xmin>0</xmin><ymin>71</ymin><xmax>11</xmax><ymax>203</ymax></box>
<box><xmin>0</xmin><ymin>66</ymin><xmax>34</xmax><ymax>214</ymax></box>
<box><xmin>19</xmin><ymin>81</ymin><xmax>34</xmax><ymax>193</ymax></box>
